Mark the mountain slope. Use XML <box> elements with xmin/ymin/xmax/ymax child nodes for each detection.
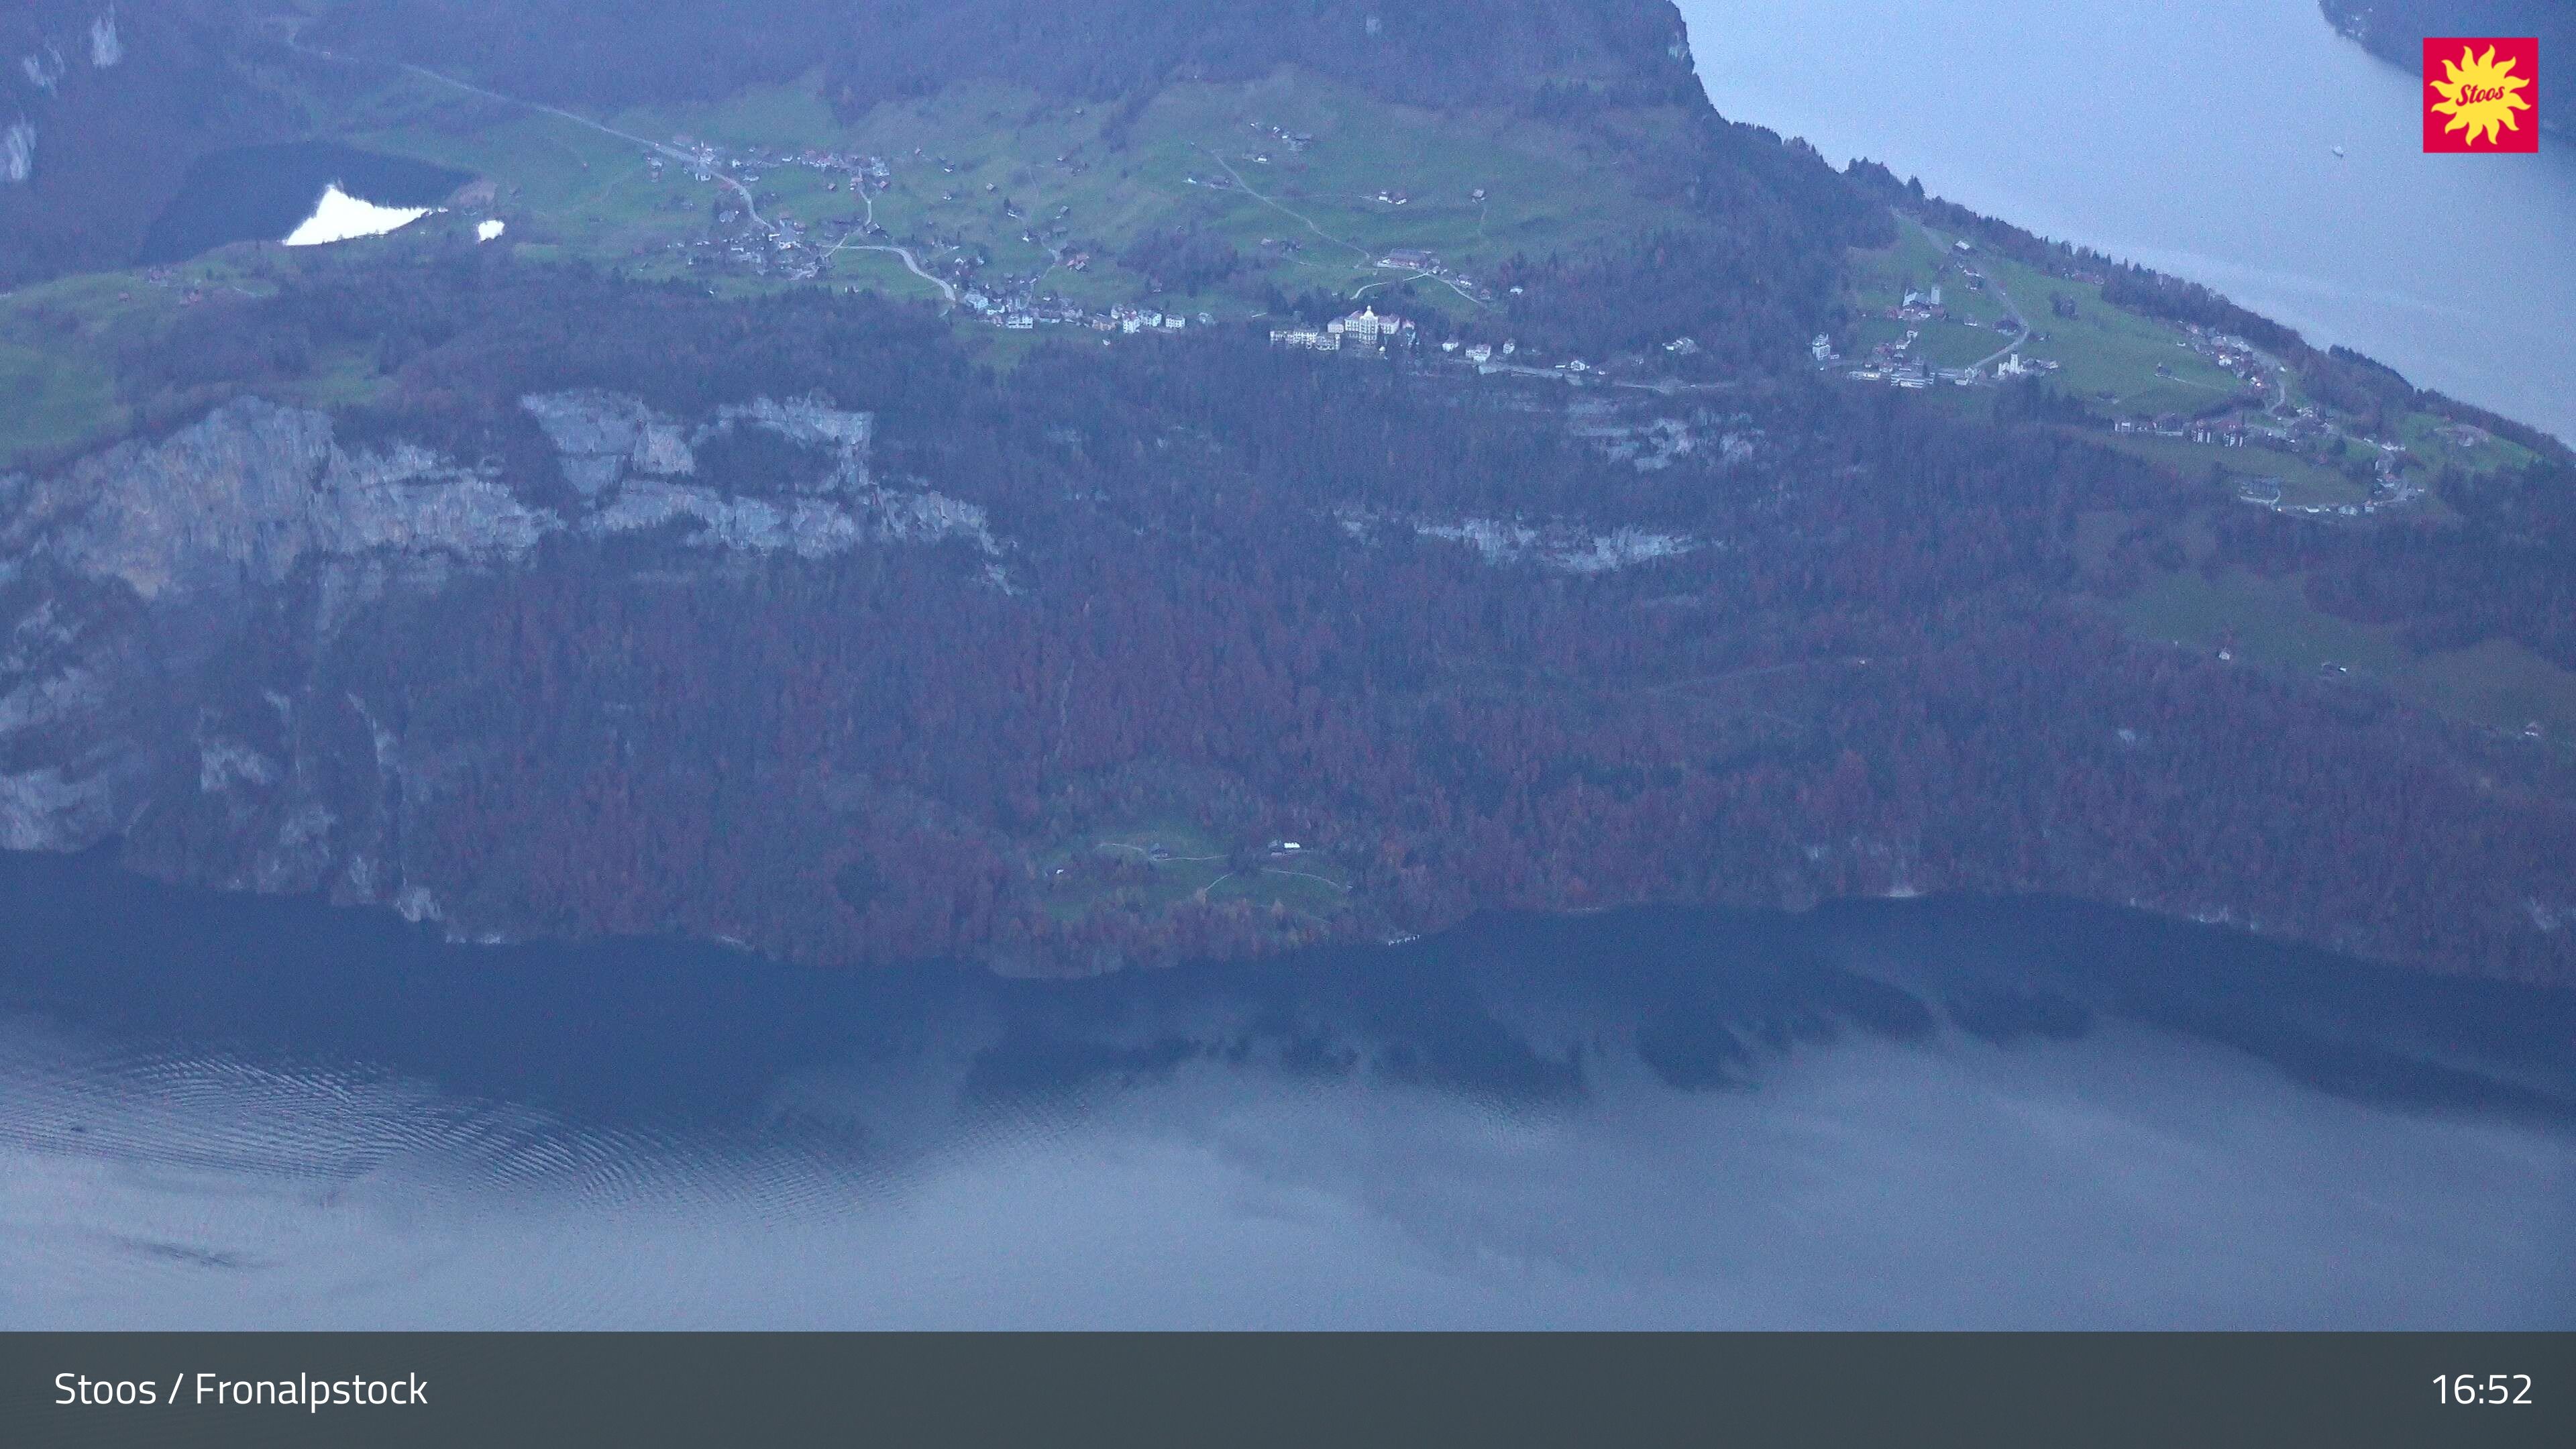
<box><xmin>1</xmin><ymin>1</ymin><xmax>2572</xmax><ymax>983</ymax></box>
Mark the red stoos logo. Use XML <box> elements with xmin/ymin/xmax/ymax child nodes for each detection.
<box><xmin>2424</xmin><ymin>37</ymin><xmax>2538</xmax><ymax>151</ymax></box>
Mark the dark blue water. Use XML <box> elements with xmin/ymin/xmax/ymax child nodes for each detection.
<box><xmin>1</xmin><ymin>847</ymin><xmax>2569</xmax><ymax>1328</ymax></box>
<box><xmin>136</xmin><ymin>143</ymin><xmax>472</xmax><ymax>265</ymax></box>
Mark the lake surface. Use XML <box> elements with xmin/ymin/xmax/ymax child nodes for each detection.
<box><xmin>1</xmin><ymin>847</ymin><xmax>2569</xmax><ymax>1330</ymax></box>
<box><xmin>1678</xmin><ymin>0</ymin><xmax>2576</xmax><ymax>443</ymax></box>
<box><xmin>136</xmin><ymin>143</ymin><xmax>471</xmax><ymax>265</ymax></box>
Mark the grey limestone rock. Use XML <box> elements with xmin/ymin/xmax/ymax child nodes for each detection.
<box><xmin>0</xmin><ymin>389</ymin><xmax>1006</xmax><ymax>922</ymax></box>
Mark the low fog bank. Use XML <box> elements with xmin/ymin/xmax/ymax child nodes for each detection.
<box><xmin>3</xmin><ymin>992</ymin><xmax>2567</xmax><ymax>1329</ymax></box>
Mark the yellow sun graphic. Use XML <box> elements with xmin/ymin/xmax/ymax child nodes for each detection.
<box><xmin>2428</xmin><ymin>44</ymin><xmax>2534</xmax><ymax>146</ymax></box>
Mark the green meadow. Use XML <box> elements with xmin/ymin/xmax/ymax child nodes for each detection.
<box><xmin>1840</xmin><ymin>221</ymin><xmax>2247</xmax><ymax>417</ymax></box>
<box><xmin>313</xmin><ymin>64</ymin><xmax>1695</xmax><ymax>321</ymax></box>
<box><xmin>2088</xmin><ymin>431</ymin><xmax>2374</xmax><ymax>510</ymax></box>
<box><xmin>2112</xmin><ymin>566</ymin><xmax>2576</xmax><ymax>738</ymax></box>
<box><xmin>1035</xmin><ymin>818</ymin><xmax>1353</xmax><ymax>924</ymax></box>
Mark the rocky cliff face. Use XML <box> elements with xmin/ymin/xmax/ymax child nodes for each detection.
<box><xmin>0</xmin><ymin>391</ymin><xmax>998</xmax><ymax>916</ymax></box>
<box><xmin>7</xmin><ymin>398</ymin><xmax>552</xmax><ymax>602</ymax></box>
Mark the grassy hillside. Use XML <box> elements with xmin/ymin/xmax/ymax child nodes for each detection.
<box><xmin>2112</xmin><ymin>566</ymin><xmax>2576</xmax><ymax>740</ymax></box>
<box><xmin>0</xmin><ymin>51</ymin><xmax>1761</xmax><ymax>468</ymax></box>
<box><xmin>1840</xmin><ymin>221</ymin><xmax>2247</xmax><ymax>416</ymax></box>
<box><xmin>319</xmin><ymin>65</ymin><xmax>1707</xmax><ymax>318</ymax></box>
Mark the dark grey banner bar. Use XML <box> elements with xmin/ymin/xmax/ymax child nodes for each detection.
<box><xmin>1</xmin><ymin>1332</ymin><xmax>2568</xmax><ymax>1448</ymax></box>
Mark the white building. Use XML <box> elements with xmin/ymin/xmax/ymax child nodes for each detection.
<box><xmin>1327</xmin><ymin>306</ymin><xmax>1409</xmax><ymax>347</ymax></box>
<box><xmin>1269</xmin><ymin>327</ymin><xmax>1340</xmax><ymax>352</ymax></box>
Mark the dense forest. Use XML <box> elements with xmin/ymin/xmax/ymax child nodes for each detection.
<box><xmin>68</xmin><ymin>246</ymin><xmax>2576</xmax><ymax>983</ymax></box>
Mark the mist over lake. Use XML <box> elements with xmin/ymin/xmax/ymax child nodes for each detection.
<box><xmin>2</xmin><ymin>851</ymin><xmax>2567</xmax><ymax>1330</ymax></box>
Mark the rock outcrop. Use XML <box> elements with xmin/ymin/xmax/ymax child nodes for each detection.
<box><xmin>1338</xmin><ymin>508</ymin><xmax>1699</xmax><ymax>574</ymax></box>
<box><xmin>0</xmin><ymin>390</ymin><xmax>1001</xmax><ymax>910</ymax></box>
<box><xmin>11</xmin><ymin>397</ymin><xmax>554</xmax><ymax>600</ymax></box>
<box><xmin>521</xmin><ymin>389</ymin><xmax>698</xmax><ymax>494</ymax></box>
<box><xmin>519</xmin><ymin>389</ymin><xmax>991</xmax><ymax>554</ymax></box>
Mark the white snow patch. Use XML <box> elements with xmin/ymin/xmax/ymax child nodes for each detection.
<box><xmin>475</xmin><ymin>218</ymin><xmax>505</xmax><ymax>242</ymax></box>
<box><xmin>282</xmin><ymin>185</ymin><xmax>442</xmax><ymax>247</ymax></box>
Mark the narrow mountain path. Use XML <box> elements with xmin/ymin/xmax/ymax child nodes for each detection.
<box><xmin>820</xmin><ymin>232</ymin><xmax>955</xmax><ymax>304</ymax></box>
<box><xmin>1199</xmin><ymin>148</ymin><xmax>1373</xmax><ymax>264</ymax></box>
<box><xmin>1203</xmin><ymin>148</ymin><xmax>1485</xmax><ymax>308</ymax></box>
<box><xmin>1909</xmin><ymin>219</ymin><xmax>2030</xmax><ymax>373</ymax></box>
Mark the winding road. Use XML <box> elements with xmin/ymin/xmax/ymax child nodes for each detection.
<box><xmin>1914</xmin><ymin>221</ymin><xmax>2033</xmax><ymax>374</ymax></box>
<box><xmin>270</xmin><ymin>17</ymin><xmax>954</xmax><ymax>306</ymax></box>
<box><xmin>1199</xmin><ymin>146</ymin><xmax>1486</xmax><ymax>309</ymax></box>
<box><xmin>814</xmin><ymin>164</ymin><xmax>957</xmax><ymax>305</ymax></box>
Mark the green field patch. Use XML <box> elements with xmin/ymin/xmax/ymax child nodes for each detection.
<box><xmin>0</xmin><ymin>265</ymin><xmax>268</xmax><ymax>468</ymax></box>
<box><xmin>1841</xmin><ymin>223</ymin><xmax>2249</xmax><ymax>414</ymax></box>
<box><xmin>610</xmin><ymin>80</ymin><xmax>847</xmax><ymax>156</ymax></box>
<box><xmin>0</xmin><ymin>342</ymin><xmax>121</xmax><ymax>469</ymax></box>
<box><xmin>319</xmin><ymin>64</ymin><xmax>1697</xmax><ymax>319</ymax></box>
<box><xmin>2111</xmin><ymin>566</ymin><xmax>2576</xmax><ymax>736</ymax></box>
<box><xmin>2390</xmin><ymin>408</ymin><xmax>2541</xmax><ymax>476</ymax></box>
<box><xmin>2087</xmin><ymin>430</ymin><xmax>2372</xmax><ymax>509</ymax></box>
<box><xmin>347</xmin><ymin>109</ymin><xmax>688</xmax><ymax>261</ymax></box>
<box><xmin>1843</xmin><ymin>225</ymin><xmax>2010</xmax><ymax>327</ymax></box>
<box><xmin>1036</xmin><ymin>818</ymin><xmax>1350</xmax><ymax>922</ymax></box>
<box><xmin>268</xmin><ymin>342</ymin><xmax>394</xmax><ymax>413</ymax></box>
<box><xmin>1846</xmin><ymin>314</ymin><xmax>1998</xmax><ymax>370</ymax></box>
<box><xmin>1978</xmin><ymin>257</ymin><xmax>2245</xmax><ymax>417</ymax></box>
<box><xmin>1210</xmin><ymin>858</ymin><xmax>1353</xmax><ymax>914</ymax></box>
